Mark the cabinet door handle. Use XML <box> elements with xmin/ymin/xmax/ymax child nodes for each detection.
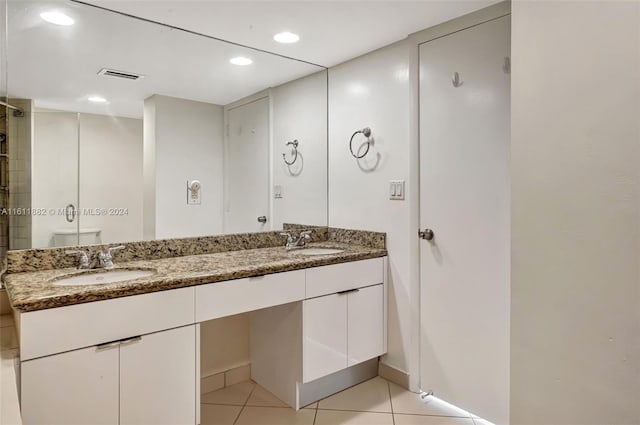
<box><xmin>337</xmin><ymin>288</ymin><xmax>360</xmax><ymax>295</ymax></box>
<box><xmin>119</xmin><ymin>336</ymin><xmax>142</xmax><ymax>346</ymax></box>
<box><xmin>96</xmin><ymin>341</ymin><xmax>120</xmax><ymax>351</ymax></box>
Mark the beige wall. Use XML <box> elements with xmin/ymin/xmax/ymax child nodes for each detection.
<box><xmin>144</xmin><ymin>95</ymin><xmax>224</xmax><ymax>240</ymax></box>
<box><xmin>271</xmin><ymin>70</ymin><xmax>328</xmax><ymax>229</ymax></box>
<box><xmin>200</xmin><ymin>314</ymin><xmax>250</xmax><ymax>378</ymax></box>
<box><xmin>327</xmin><ymin>40</ymin><xmax>417</xmax><ymax>388</ymax></box>
<box><xmin>511</xmin><ymin>1</ymin><xmax>640</xmax><ymax>424</ymax></box>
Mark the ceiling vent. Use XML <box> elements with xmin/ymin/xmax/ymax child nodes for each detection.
<box><xmin>97</xmin><ymin>68</ymin><xmax>145</xmax><ymax>81</ymax></box>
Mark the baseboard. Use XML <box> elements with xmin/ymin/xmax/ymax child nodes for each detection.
<box><xmin>201</xmin><ymin>363</ymin><xmax>251</xmax><ymax>394</ymax></box>
<box><xmin>378</xmin><ymin>361</ymin><xmax>410</xmax><ymax>390</ymax></box>
<box><xmin>297</xmin><ymin>358</ymin><xmax>378</xmax><ymax>408</ymax></box>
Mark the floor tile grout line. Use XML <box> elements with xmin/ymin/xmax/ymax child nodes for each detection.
<box><xmin>312</xmin><ymin>403</ymin><xmax>318</xmax><ymax>425</ymax></box>
<box><xmin>201</xmin><ymin>401</ymin><xmax>247</xmax><ymax>407</ymax></box>
<box><xmin>387</xmin><ymin>381</ymin><xmax>396</xmax><ymax>425</ymax></box>
<box><xmin>202</xmin><ymin>401</ymin><xmax>292</xmax><ymax>409</ymax></box>
<box><xmin>315</xmin><ymin>407</ymin><xmax>393</xmax><ymax>414</ymax></box>
<box><xmin>232</xmin><ymin>384</ymin><xmax>257</xmax><ymax>425</ymax></box>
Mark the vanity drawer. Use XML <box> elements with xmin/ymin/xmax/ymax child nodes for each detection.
<box><xmin>195</xmin><ymin>270</ymin><xmax>305</xmax><ymax>322</ymax></box>
<box><xmin>19</xmin><ymin>287</ymin><xmax>195</xmax><ymax>361</ymax></box>
<box><xmin>305</xmin><ymin>258</ymin><xmax>384</xmax><ymax>298</ymax></box>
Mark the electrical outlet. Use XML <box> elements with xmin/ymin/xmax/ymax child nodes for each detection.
<box><xmin>187</xmin><ymin>180</ymin><xmax>202</xmax><ymax>205</ymax></box>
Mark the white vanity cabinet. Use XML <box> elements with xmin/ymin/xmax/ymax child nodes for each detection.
<box><xmin>302</xmin><ymin>284</ymin><xmax>385</xmax><ymax>382</ymax></box>
<box><xmin>21</xmin><ymin>343</ymin><xmax>120</xmax><ymax>425</ymax></box>
<box><xmin>18</xmin><ymin>287</ymin><xmax>197</xmax><ymax>425</ymax></box>
<box><xmin>119</xmin><ymin>325</ymin><xmax>196</xmax><ymax>425</ymax></box>
<box><xmin>21</xmin><ymin>325</ymin><xmax>196</xmax><ymax>425</ymax></box>
<box><xmin>251</xmin><ymin>257</ymin><xmax>387</xmax><ymax>409</ymax></box>
<box><xmin>16</xmin><ymin>255</ymin><xmax>387</xmax><ymax>422</ymax></box>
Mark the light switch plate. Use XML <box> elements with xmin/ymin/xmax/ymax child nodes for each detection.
<box><xmin>389</xmin><ymin>180</ymin><xmax>405</xmax><ymax>200</ymax></box>
<box><xmin>274</xmin><ymin>185</ymin><xmax>283</xmax><ymax>199</ymax></box>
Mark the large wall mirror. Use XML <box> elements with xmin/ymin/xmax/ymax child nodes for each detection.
<box><xmin>1</xmin><ymin>0</ymin><xmax>328</xmax><ymax>256</ymax></box>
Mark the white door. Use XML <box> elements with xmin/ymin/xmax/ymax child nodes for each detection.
<box><xmin>21</xmin><ymin>344</ymin><xmax>119</xmax><ymax>425</ymax></box>
<box><xmin>224</xmin><ymin>97</ymin><xmax>270</xmax><ymax>234</ymax></box>
<box><xmin>120</xmin><ymin>326</ymin><xmax>197</xmax><ymax>425</ymax></box>
<box><xmin>419</xmin><ymin>16</ymin><xmax>510</xmax><ymax>424</ymax></box>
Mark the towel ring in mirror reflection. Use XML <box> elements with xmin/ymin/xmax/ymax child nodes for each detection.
<box><xmin>282</xmin><ymin>139</ymin><xmax>299</xmax><ymax>165</ymax></box>
<box><xmin>349</xmin><ymin>127</ymin><xmax>372</xmax><ymax>159</ymax></box>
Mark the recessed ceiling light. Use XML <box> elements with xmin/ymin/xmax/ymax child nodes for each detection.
<box><xmin>88</xmin><ymin>96</ymin><xmax>107</xmax><ymax>103</ymax></box>
<box><xmin>273</xmin><ymin>32</ymin><xmax>299</xmax><ymax>44</ymax></box>
<box><xmin>230</xmin><ymin>57</ymin><xmax>253</xmax><ymax>66</ymax></box>
<box><xmin>40</xmin><ymin>11</ymin><xmax>74</xmax><ymax>26</ymax></box>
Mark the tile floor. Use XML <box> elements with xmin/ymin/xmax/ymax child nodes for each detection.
<box><xmin>201</xmin><ymin>376</ymin><xmax>484</xmax><ymax>425</ymax></box>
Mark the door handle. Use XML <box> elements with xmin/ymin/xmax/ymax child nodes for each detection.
<box><xmin>119</xmin><ymin>336</ymin><xmax>142</xmax><ymax>346</ymax></box>
<box><xmin>65</xmin><ymin>203</ymin><xmax>76</xmax><ymax>223</ymax></box>
<box><xmin>257</xmin><ymin>216</ymin><xmax>267</xmax><ymax>224</ymax></box>
<box><xmin>96</xmin><ymin>340</ymin><xmax>120</xmax><ymax>351</ymax></box>
<box><xmin>419</xmin><ymin>228</ymin><xmax>435</xmax><ymax>241</ymax></box>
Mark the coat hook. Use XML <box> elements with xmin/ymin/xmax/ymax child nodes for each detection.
<box><xmin>452</xmin><ymin>72</ymin><xmax>463</xmax><ymax>87</ymax></box>
<box><xmin>282</xmin><ymin>139</ymin><xmax>299</xmax><ymax>166</ymax></box>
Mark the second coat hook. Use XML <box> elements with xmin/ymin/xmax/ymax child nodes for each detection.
<box><xmin>282</xmin><ymin>139</ymin><xmax>299</xmax><ymax>165</ymax></box>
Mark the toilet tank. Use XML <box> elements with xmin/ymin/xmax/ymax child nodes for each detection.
<box><xmin>53</xmin><ymin>228</ymin><xmax>102</xmax><ymax>246</ymax></box>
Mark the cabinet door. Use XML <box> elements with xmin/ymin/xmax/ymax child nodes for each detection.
<box><xmin>348</xmin><ymin>284</ymin><xmax>385</xmax><ymax>367</ymax></box>
<box><xmin>302</xmin><ymin>294</ymin><xmax>347</xmax><ymax>382</ymax></box>
<box><xmin>120</xmin><ymin>325</ymin><xmax>196</xmax><ymax>425</ymax></box>
<box><xmin>21</xmin><ymin>344</ymin><xmax>119</xmax><ymax>425</ymax></box>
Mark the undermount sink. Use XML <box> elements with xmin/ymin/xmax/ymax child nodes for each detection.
<box><xmin>290</xmin><ymin>248</ymin><xmax>344</xmax><ymax>256</ymax></box>
<box><xmin>52</xmin><ymin>269</ymin><xmax>156</xmax><ymax>286</ymax></box>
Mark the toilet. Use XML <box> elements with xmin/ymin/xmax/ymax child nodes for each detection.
<box><xmin>53</xmin><ymin>228</ymin><xmax>102</xmax><ymax>246</ymax></box>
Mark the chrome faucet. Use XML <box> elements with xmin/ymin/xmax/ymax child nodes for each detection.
<box><xmin>96</xmin><ymin>245</ymin><xmax>125</xmax><ymax>269</ymax></box>
<box><xmin>65</xmin><ymin>245</ymin><xmax>125</xmax><ymax>269</ymax></box>
<box><xmin>65</xmin><ymin>250</ymin><xmax>90</xmax><ymax>270</ymax></box>
<box><xmin>280</xmin><ymin>230</ymin><xmax>312</xmax><ymax>250</ymax></box>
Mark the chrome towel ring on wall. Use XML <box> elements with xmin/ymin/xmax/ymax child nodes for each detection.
<box><xmin>282</xmin><ymin>139</ymin><xmax>299</xmax><ymax>165</ymax></box>
<box><xmin>349</xmin><ymin>127</ymin><xmax>372</xmax><ymax>159</ymax></box>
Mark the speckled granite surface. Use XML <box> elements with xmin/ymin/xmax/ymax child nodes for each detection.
<box><xmin>5</xmin><ymin>226</ymin><xmax>385</xmax><ymax>274</ymax></box>
<box><xmin>328</xmin><ymin>227</ymin><xmax>385</xmax><ymax>249</ymax></box>
<box><xmin>5</xmin><ymin>238</ymin><xmax>387</xmax><ymax>313</ymax></box>
<box><xmin>5</xmin><ymin>231</ymin><xmax>290</xmax><ymax>274</ymax></box>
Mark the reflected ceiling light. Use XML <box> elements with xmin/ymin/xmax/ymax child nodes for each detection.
<box><xmin>40</xmin><ymin>11</ymin><xmax>74</xmax><ymax>26</ymax></box>
<box><xmin>273</xmin><ymin>32</ymin><xmax>299</xmax><ymax>44</ymax></box>
<box><xmin>88</xmin><ymin>96</ymin><xmax>107</xmax><ymax>103</ymax></box>
<box><xmin>229</xmin><ymin>57</ymin><xmax>253</xmax><ymax>66</ymax></box>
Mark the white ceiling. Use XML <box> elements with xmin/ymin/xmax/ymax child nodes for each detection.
<box><xmin>8</xmin><ymin>1</ymin><xmax>323</xmax><ymax>117</ymax></box>
<box><xmin>85</xmin><ymin>0</ymin><xmax>499</xmax><ymax>67</ymax></box>
<box><xmin>7</xmin><ymin>0</ymin><xmax>498</xmax><ymax>118</ymax></box>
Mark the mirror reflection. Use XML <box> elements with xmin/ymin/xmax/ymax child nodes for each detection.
<box><xmin>2</xmin><ymin>0</ymin><xmax>328</xmax><ymax>255</ymax></box>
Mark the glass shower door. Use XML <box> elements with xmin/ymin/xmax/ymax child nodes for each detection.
<box><xmin>31</xmin><ymin>109</ymin><xmax>79</xmax><ymax>248</ymax></box>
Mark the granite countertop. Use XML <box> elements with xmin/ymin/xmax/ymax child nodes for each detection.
<box><xmin>5</xmin><ymin>242</ymin><xmax>387</xmax><ymax>313</ymax></box>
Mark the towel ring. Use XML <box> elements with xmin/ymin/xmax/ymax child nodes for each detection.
<box><xmin>282</xmin><ymin>139</ymin><xmax>299</xmax><ymax>165</ymax></box>
<box><xmin>349</xmin><ymin>127</ymin><xmax>372</xmax><ymax>159</ymax></box>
